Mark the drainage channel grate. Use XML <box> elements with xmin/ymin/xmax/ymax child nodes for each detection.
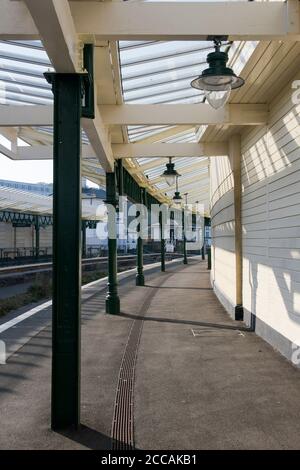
<box><xmin>111</xmin><ymin>274</ymin><xmax>173</xmax><ymax>450</ymax></box>
<box><xmin>111</xmin><ymin>320</ymin><xmax>142</xmax><ymax>450</ymax></box>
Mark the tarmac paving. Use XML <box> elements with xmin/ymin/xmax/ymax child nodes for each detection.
<box><xmin>1</xmin><ymin>258</ymin><xmax>300</xmax><ymax>449</ymax></box>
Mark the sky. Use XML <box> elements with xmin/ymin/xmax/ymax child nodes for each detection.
<box><xmin>0</xmin><ymin>152</ymin><xmax>98</xmax><ymax>188</ymax></box>
<box><xmin>0</xmin><ymin>153</ymin><xmax>53</xmax><ymax>184</ymax></box>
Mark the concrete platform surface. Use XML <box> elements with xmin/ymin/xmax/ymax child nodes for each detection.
<box><xmin>1</xmin><ymin>259</ymin><xmax>300</xmax><ymax>450</ymax></box>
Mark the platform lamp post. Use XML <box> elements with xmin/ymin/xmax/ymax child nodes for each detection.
<box><xmin>183</xmin><ymin>193</ymin><xmax>188</xmax><ymax>265</ymax></box>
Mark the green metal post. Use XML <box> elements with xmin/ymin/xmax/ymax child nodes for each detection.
<box><xmin>117</xmin><ymin>159</ymin><xmax>124</xmax><ymax>196</ymax></box>
<box><xmin>201</xmin><ymin>245</ymin><xmax>205</xmax><ymax>260</ymax></box>
<box><xmin>160</xmin><ymin>211</ymin><xmax>166</xmax><ymax>272</ymax></box>
<box><xmin>207</xmin><ymin>246</ymin><xmax>212</xmax><ymax>270</ymax></box>
<box><xmin>82</xmin><ymin>221</ymin><xmax>87</xmax><ymax>258</ymax></box>
<box><xmin>136</xmin><ymin>188</ymin><xmax>145</xmax><ymax>286</ymax></box>
<box><xmin>106</xmin><ymin>172</ymin><xmax>120</xmax><ymax>314</ymax></box>
<box><xmin>45</xmin><ymin>72</ymin><xmax>83</xmax><ymax>430</ymax></box>
<box><xmin>34</xmin><ymin>215</ymin><xmax>40</xmax><ymax>259</ymax></box>
<box><xmin>182</xmin><ymin>210</ymin><xmax>188</xmax><ymax>265</ymax></box>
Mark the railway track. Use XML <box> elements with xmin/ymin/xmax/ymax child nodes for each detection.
<box><xmin>0</xmin><ymin>253</ymin><xmax>182</xmax><ymax>284</ymax></box>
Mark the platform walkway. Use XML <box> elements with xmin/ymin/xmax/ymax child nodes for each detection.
<box><xmin>1</xmin><ymin>258</ymin><xmax>300</xmax><ymax>449</ymax></box>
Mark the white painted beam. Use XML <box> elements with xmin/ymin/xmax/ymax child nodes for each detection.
<box><xmin>113</xmin><ymin>142</ymin><xmax>228</xmax><ymax>159</ymax></box>
<box><xmin>4</xmin><ymin>144</ymin><xmax>95</xmax><ymax>161</ymax></box>
<box><xmin>0</xmin><ymin>142</ymin><xmax>15</xmax><ymax>159</ymax></box>
<box><xmin>2</xmin><ymin>1</ymin><xmax>299</xmax><ymax>42</ymax></box>
<box><xmin>100</xmin><ymin>104</ymin><xmax>268</xmax><ymax>126</ymax></box>
<box><xmin>70</xmin><ymin>1</ymin><xmax>300</xmax><ymax>42</ymax></box>
<box><xmin>24</xmin><ymin>0</ymin><xmax>115</xmax><ymax>172</ymax></box>
<box><xmin>24</xmin><ymin>0</ymin><xmax>80</xmax><ymax>72</ymax></box>
<box><xmin>0</xmin><ymin>0</ymin><xmax>39</xmax><ymax>40</ymax></box>
<box><xmin>0</xmin><ymin>103</ymin><xmax>268</xmax><ymax>127</ymax></box>
<box><xmin>0</xmin><ymin>105</ymin><xmax>53</xmax><ymax>127</ymax></box>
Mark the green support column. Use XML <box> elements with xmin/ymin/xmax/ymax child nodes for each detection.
<box><xmin>207</xmin><ymin>246</ymin><xmax>212</xmax><ymax>270</ymax></box>
<box><xmin>182</xmin><ymin>210</ymin><xmax>188</xmax><ymax>265</ymax></box>
<box><xmin>45</xmin><ymin>72</ymin><xmax>84</xmax><ymax>430</ymax></box>
<box><xmin>160</xmin><ymin>211</ymin><xmax>166</xmax><ymax>272</ymax></box>
<box><xmin>117</xmin><ymin>159</ymin><xmax>124</xmax><ymax>196</ymax></box>
<box><xmin>34</xmin><ymin>215</ymin><xmax>40</xmax><ymax>260</ymax></box>
<box><xmin>201</xmin><ymin>245</ymin><xmax>205</xmax><ymax>260</ymax></box>
<box><xmin>136</xmin><ymin>188</ymin><xmax>145</xmax><ymax>286</ymax></box>
<box><xmin>82</xmin><ymin>222</ymin><xmax>87</xmax><ymax>258</ymax></box>
<box><xmin>106</xmin><ymin>172</ymin><xmax>120</xmax><ymax>314</ymax></box>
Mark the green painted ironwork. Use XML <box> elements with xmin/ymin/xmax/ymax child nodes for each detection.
<box><xmin>136</xmin><ymin>187</ymin><xmax>145</xmax><ymax>286</ymax></box>
<box><xmin>0</xmin><ymin>210</ymin><xmax>96</xmax><ymax>228</ymax></box>
<box><xmin>0</xmin><ymin>210</ymin><xmax>52</xmax><ymax>226</ymax></box>
<box><xmin>207</xmin><ymin>246</ymin><xmax>212</xmax><ymax>270</ymax></box>
<box><xmin>82</xmin><ymin>221</ymin><xmax>87</xmax><ymax>258</ymax></box>
<box><xmin>116</xmin><ymin>163</ymin><xmax>160</xmax><ymax>207</ymax></box>
<box><xmin>45</xmin><ymin>71</ymin><xmax>85</xmax><ymax>430</ymax></box>
<box><xmin>182</xmin><ymin>210</ymin><xmax>188</xmax><ymax>265</ymax></box>
<box><xmin>105</xmin><ymin>171</ymin><xmax>120</xmax><ymax>315</ymax></box>
<box><xmin>159</xmin><ymin>211</ymin><xmax>166</xmax><ymax>272</ymax></box>
<box><xmin>82</xmin><ymin>44</ymin><xmax>95</xmax><ymax>119</ymax></box>
<box><xmin>34</xmin><ymin>215</ymin><xmax>40</xmax><ymax>259</ymax></box>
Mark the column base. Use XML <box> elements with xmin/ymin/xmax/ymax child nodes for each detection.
<box><xmin>106</xmin><ymin>295</ymin><xmax>120</xmax><ymax>315</ymax></box>
<box><xmin>235</xmin><ymin>304</ymin><xmax>244</xmax><ymax>321</ymax></box>
<box><xmin>183</xmin><ymin>258</ymin><xmax>188</xmax><ymax>265</ymax></box>
<box><xmin>136</xmin><ymin>274</ymin><xmax>145</xmax><ymax>286</ymax></box>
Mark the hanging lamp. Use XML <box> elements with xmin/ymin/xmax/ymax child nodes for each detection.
<box><xmin>191</xmin><ymin>38</ymin><xmax>244</xmax><ymax>109</ymax></box>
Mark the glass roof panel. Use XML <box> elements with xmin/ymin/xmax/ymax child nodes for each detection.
<box><xmin>0</xmin><ymin>40</ymin><xmax>53</xmax><ymax>106</ymax></box>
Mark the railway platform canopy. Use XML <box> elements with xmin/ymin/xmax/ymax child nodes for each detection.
<box><xmin>1</xmin><ymin>0</ymin><xmax>300</xmax><ymax>453</ymax></box>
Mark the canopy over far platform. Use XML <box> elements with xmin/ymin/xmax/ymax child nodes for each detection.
<box><xmin>0</xmin><ymin>185</ymin><xmax>103</xmax><ymax>219</ymax></box>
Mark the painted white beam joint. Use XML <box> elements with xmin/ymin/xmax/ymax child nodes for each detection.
<box><xmin>101</xmin><ymin>104</ymin><xmax>268</xmax><ymax>126</ymax></box>
<box><xmin>2</xmin><ymin>1</ymin><xmax>300</xmax><ymax>41</ymax></box>
<box><xmin>112</xmin><ymin>142</ymin><xmax>228</xmax><ymax>159</ymax></box>
<box><xmin>23</xmin><ymin>0</ymin><xmax>114</xmax><ymax>172</ymax></box>
<box><xmin>70</xmin><ymin>1</ymin><xmax>300</xmax><ymax>41</ymax></box>
<box><xmin>0</xmin><ymin>103</ymin><xmax>268</xmax><ymax>127</ymax></box>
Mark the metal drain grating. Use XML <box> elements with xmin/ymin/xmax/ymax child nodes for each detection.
<box><xmin>111</xmin><ymin>320</ymin><xmax>142</xmax><ymax>450</ymax></box>
<box><xmin>111</xmin><ymin>273</ymin><xmax>173</xmax><ymax>450</ymax></box>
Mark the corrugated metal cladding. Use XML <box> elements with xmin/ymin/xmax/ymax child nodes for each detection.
<box><xmin>210</xmin><ymin>72</ymin><xmax>300</xmax><ymax>362</ymax></box>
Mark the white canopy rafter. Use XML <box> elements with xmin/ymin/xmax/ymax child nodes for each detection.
<box><xmin>70</xmin><ymin>1</ymin><xmax>300</xmax><ymax>42</ymax></box>
<box><xmin>112</xmin><ymin>143</ymin><xmax>228</xmax><ymax>159</ymax></box>
<box><xmin>22</xmin><ymin>0</ymin><xmax>115</xmax><ymax>172</ymax></box>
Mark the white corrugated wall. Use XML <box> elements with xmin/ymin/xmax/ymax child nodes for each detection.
<box><xmin>211</xmin><ymin>73</ymin><xmax>300</xmax><ymax>360</ymax></box>
<box><xmin>210</xmin><ymin>156</ymin><xmax>236</xmax><ymax>316</ymax></box>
